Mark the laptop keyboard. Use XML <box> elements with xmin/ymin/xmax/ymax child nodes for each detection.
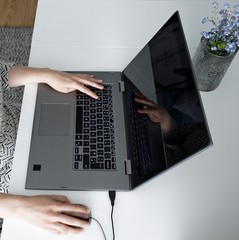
<box><xmin>74</xmin><ymin>84</ymin><xmax>116</xmax><ymax>171</ymax></box>
<box><xmin>129</xmin><ymin>93</ymin><xmax>152</xmax><ymax>178</ymax></box>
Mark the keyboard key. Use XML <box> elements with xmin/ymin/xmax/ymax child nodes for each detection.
<box><xmin>90</xmin><ymin>138</ymin><xmax>96</xmax><ymax>143</ymax></box>
<box><xmin>75</xmin><ymin>135</ymin><xmax>82</xmax><ymax>140</ymax></box>
<box><xmin>75</xmin><ymin>155</ymin><xmax>82</xmax><ymax>161</ymax></box>
<box><xmin>75</xmin><ymin>141</ymin><xmax>82</xmax><ymax>146</ymax></box>
<box><xmin>75</xmin><ymin>147</ymin><xmax>79</xmax><ymax>154</ymax></box>
<box><xmin>83</xmin><ymin>155</ymin><xmax>89</xmax><ymax>169</ymax></box>
<box><xmin>104</xmin><ymin>147</ymin><xmax>110</xmax><ymax>152</ymax></box>
<box><xmin>90</xmin><ymin>157</ymin><xmax>97</xmax><ymax>163</ymax></box>
<box><xmin>90</xmin><ymin>132</ymin><xmax>96</xmax><ymax>137</ymax></box>
<box><xmin>90</xmin><ymin>126</ymin><xmax>96</xmax><ymax>131</ymax></box>
<box><xmin>90</xmin><ymin>151</ymin><xmax>97</xmax><ymax>156</ymax></box>
<box><xmin>90</xmin><ymin>144</ymin><xmax>97</xmax><ymax>150</ymax></box>
<box><xmin>84</xmin><ymin>129</ymin><xmax>89</xmax><ymax>134</ymax></box>
<box><xmin>83</xmin><ymin>148</ymin><xmax>89</xmax><ymax>153</ymax></box>
<box><xmin>97</xmin><ymin>143</ymin><xmax>103</xmax><ymax>148</ymax></box>
<box><xmin>105</xmin><ymin>161</ymin><xmax>112</xmax><ymax>169</ymax></box>
<box><xmin>74</xmin><ymin>162</ymin><xmax>79</xmax><ymax>169</ymax></box>
<box><xmin>97</xmin><ymin>125</ymin><xmax>103</xmax><ymax>130</ymax></box>
<box><xmin>105</xmin><ymin>153</ymin><xmax>111</xmax><ymax>159</ymax></box>
<box><xmin>91</xmin><ymin>163</ymin><xmax>104</xmax><ymax>169</ymax></box>
<box><xmin>97</xmin><ymin>150</ymin><xmax>104</xmax><ymax>155</ymax></box>
<box><xmin>84</xmin><ymin>135</ymin><xmax>89</xmax><ymax>140</ymax></box>
<box><xmin>104</xmin><ymin>128</ymin><xmax>110</xmax><ymax>133</ymax></box>
<box><xmin>97</xmin><ymin>131</ymin><xmax>103</xmax><ymax>136</ymax></box>
<box><xmin>104</xmin><ymin>134</ymin><xmax>110</xmax><ymax>139</ymax></box>
<box><xmin>76</xmin><ymin>106</ymin><xmax>83</xmax><ymax>134</ymax></box>
<box><xmin>97</xmin><ymin>156</ymin><xmax>104</xmax><ymax>162</ymax></box>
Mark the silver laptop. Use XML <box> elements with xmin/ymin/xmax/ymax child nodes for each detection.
<box><xmin>25</xmin><ymin>11</ymin><xmax>212</xmax><ymax>191</ymax></box>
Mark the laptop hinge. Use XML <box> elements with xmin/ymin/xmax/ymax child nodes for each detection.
<box><xmin>119</xmin><ymin>81</ymin><xmax>125</xmax><ymax>92</ymax></box>
<box><xmin>124</xmin><ymin>159</ymin><xmax>132</xmax><ymax>175</ymax></box>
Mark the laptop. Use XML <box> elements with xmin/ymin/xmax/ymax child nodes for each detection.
<box><xmin>25</xmin><ymin>11</ymin><xmax>212</xmax><ymax>191</ymax></box>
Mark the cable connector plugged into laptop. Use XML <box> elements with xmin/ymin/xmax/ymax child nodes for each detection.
<box><xmin>109</xmin><ymin>190</ymin><xmax>116</xmax><ymax>206</ymax></box>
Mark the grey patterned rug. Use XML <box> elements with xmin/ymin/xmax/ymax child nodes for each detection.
<box><xmin>0</xmin><ymin>27</ymin><xmax>33</xmax><ymax>66</ymax></box>
<box><xmin>0</xmin><ymin>27</ymin><xmax>33</xmax><ymax>236</ymax></box>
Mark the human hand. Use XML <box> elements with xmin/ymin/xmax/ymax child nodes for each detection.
<box><xmin>9</xmin><ymin>67</ymin><xmax>104</xmax><ymax>99</ymax></box>
<box><xmin>13</xmin><ymin>195</ymin><xmax>91</xmax><ymax>235</ymax></box>
<box><xmin>43</xmin><ymin>69</ymin><xmax>104</xmax><ymax>99</ymax></box>
<box><xmin>134</xmin><ymin>93</ymin><xmax>173</xmax><ymax>134</ymax></box>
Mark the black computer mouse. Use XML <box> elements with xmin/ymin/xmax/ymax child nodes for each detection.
<box><xmin>64</xmin><ymin>212</ymin><xmax>92</xmax><ymax>227</ymax></box>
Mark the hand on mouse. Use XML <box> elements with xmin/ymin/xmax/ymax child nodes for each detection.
<box><xmin>1</xmin><ymin>193</ymin><xmax>91</xmax><ymax>234</ymax></box>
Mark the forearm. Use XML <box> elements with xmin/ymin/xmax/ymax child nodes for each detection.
<box><xmin>8</xmin><ymin>66</ymin><xmax>104</xmax><ymax>99</ymax></box>
<box><xmin>8</xmin><ymin>66</ymin><xmax>50</xmax><ymax>88</ymax></box>
<box><xmin>0</xmin><ymin>193</ymin><xmax>24</xmax><ymax>218</ymax></box>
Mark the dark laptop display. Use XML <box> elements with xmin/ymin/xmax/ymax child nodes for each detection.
<box><xmin>25</xmin><ymin>11</ymin><xmax>212</xmax><ymax>191</ymax></box>
<box><xmin>124</xmin><ymin>10</ymin><xmax>212</xmax><ymax>169</ymax></box>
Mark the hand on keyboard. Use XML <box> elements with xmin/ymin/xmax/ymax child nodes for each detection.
<box><xmin>43</xmin><ymin>70</ymin><xmax>104</xmax><ymax>99</ymax></box>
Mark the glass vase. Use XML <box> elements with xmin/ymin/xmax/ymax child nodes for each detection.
<box><xmin>192</xmin><ymin>38</ymin><xmax>237</xmax><ymax>91</ymax></box>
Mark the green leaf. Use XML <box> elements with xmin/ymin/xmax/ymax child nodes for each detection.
<box><xmin>216</xmin><ymin>41</ymin><xmax>226</xmax><ymax>50</ymax></box>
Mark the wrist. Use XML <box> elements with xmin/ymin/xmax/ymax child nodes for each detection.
<box><xmin>0</xmin><ymin>193</ymin><xmax>26</xmax><ymax>218</ymax></box>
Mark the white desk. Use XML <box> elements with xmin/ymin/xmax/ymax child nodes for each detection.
<box><xmin>2</xmin><ymin>1</ymin><xmax>239</xmax><ymax>239</ymax></box>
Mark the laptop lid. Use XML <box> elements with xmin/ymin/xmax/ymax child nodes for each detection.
<box><xmin>122</xmin><ymin>11</ymin><xmax>212</xmax><ymax>189</ymax></box>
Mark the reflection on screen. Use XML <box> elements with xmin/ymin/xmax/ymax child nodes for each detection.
<box><xmin>123</xmin><ymin>11</ymin><xmax>212</xmax><ymax>171</ymax></box>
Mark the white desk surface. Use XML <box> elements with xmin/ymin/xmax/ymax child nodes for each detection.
<box><xmin>2</xmin><ymin>1</ymin><xmax>239</xmax><ymax>240</ymax></box>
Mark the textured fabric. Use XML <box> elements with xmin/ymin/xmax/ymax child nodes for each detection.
<box><xmin>0</xmin><ymin>27</ymin><xmax>33</xmax><ymax>66</ymax></box>
<box><xmin>0</xmin><ymin>27</ymin><xmax>33</xmax><ymax>235</ymax></box>
<box><xmin>0</xmin><ymin>27</ymin><xmax>33</xmax><ymax>191</ymax></box>
<box><xmin>0</xmin><ymin>61</ymin><xmax>24</xmax><ymax>193</ymax></box>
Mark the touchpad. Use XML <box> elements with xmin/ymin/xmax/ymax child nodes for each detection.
<box><xmin>39</xmin><ymin>103</ymin><xmax>70</xmax><ymax>136</ymax></box>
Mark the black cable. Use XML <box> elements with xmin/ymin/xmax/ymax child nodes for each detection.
<box><xmin>89</xmin><ymin>217</ymin><xmax>107</xmax><ymax>240</ymax></box>
<box><xmin>87</xmin><ymin>191</ymin><xmax>116</xmax><ymax>240</ymax></box>
<box><xmin>110</xmin><ymin>205</ymin><xmax>115</xmax><ymax>240</ymax></box>
<box><xmin>109</xmin><ymin>190</ymin><xmax>116</xmax><ymax>240</ymax></box>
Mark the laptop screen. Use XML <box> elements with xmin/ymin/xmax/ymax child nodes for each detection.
<box><xmin>123</xmin><ymin>11</ymin><xmax>212</xmax><ymax>176</ymax></box>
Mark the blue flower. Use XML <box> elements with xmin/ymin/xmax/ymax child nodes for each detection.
<box><xmin>226</xmin><ymin>42</ymin><xmax>237</xmax><ymax>53</ymax></box>
<box><xmin>224</xmin><ymin>28</ymin><xmax>231</xmax><ymax>36</ymax></box>
<box><xmin>233</xmin><ymin>4</ymin><xmax>239</xmax><ymax>9</ymax></box>
<box><xmin>201</xmin><ymin>1</ymin><xmax>239</xmax><ymax>55</ymax></box>
<box><xmin>202</xmin><ymin>17</ymin><xmax>208</xmax><ymax>24</ymax></box>
<box><xmin>224</xmin><ymin>3</ymin><xmax>230</xmax><ymax>9</ymax></box>
<box><xmin>219</xmin><ymin>18</ymin><xmax>228</xmax><ymax>26</ymax></box>
<box><xmin>211</xmin><ymin>28</ymin><xmax>217</xmax><ymax>33</ymax></box>
<box><xmin>212</xmin><ymin>1</ymin><xmax>219</xmax><ymax>9</ymax></box>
